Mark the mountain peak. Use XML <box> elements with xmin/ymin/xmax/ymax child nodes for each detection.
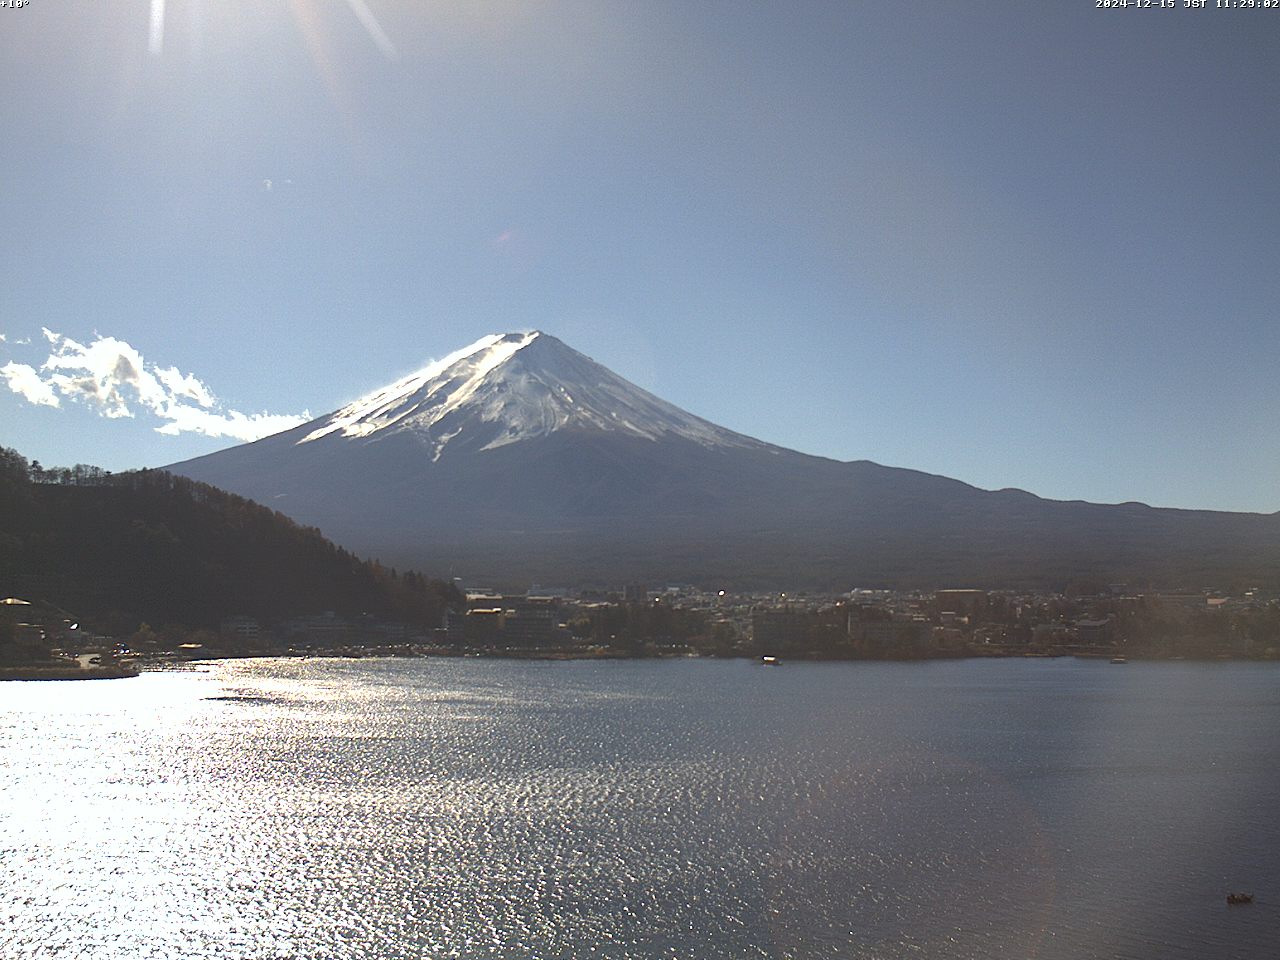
<box><xmin>167</xmin><ymin>332</ymin><xmax>1280</xmax><ymax>590</ymax></box>
<box><xmin>297</xmin><ymin>331</ymin><xmax>764</xmax><ymax>459</ymax></box>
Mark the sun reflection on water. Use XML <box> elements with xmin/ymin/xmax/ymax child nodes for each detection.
<box><xmin>3</xmin><ymin>658</ymin><xmax>1279</xmax><ymax>959</ymax></box>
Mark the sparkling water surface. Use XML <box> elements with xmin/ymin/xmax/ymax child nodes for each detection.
<box><xmin>3</xmin><ymin>657</ymin><xmax>1279</xmax><ymax>959</ymax></box>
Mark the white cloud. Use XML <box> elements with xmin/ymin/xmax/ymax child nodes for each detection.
<box><xmin>2</xmin><ymin>329</ymin><xmax>310</xmax><ymax>442</ymax></box>
<box><xmin>155</xmin><ymin>365</ymin><xmax>216</xmax><ymax>407</ymax></box>
<box><xmin>1</xmin><ymin>362</ymin><xmax>60</xmax><ymax>408</ymax></box>
<box><xmin>41</xmin><ymin>329</ymin><xmax>153</xmax><ymax>418</ymax></box>
<box><xmin>153</xmin><ymin>407</ymin><xmax>311</xmax><ymax>441</ymax></box>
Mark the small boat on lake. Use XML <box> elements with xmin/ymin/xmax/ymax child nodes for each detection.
<box><xmin>1110</xmin><ymin>656</ymin><xmax>1128</xmax><ymax>664</ymax></box>
<box><xmin>760</xmin><ymin>655</ymin><xmax>780</xmax><ymax>666</ymax></box>
<box><xmin>1227</xmin><ymin>892</ymin><xmax>1254</xmax><ymax>905</ymax></box>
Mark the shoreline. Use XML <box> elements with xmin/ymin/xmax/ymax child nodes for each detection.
<box><xmin>0</xmin><ymin>664</ymin><xmax>141</xmax><ymax>682</ymax></box>
<box><xmin>132</xmin><ymin>647</ymin><xmax>1267</xmax><ymax>669</ymax></box>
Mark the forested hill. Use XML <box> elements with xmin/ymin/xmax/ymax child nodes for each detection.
<box><xmin>0</xmin><ymin>447</ymin><xmax>460</xmax><ymax>634</ymax></box>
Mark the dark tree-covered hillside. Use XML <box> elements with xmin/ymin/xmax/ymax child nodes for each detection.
<box><xmin>0</xmin><ymin>447</ymin><xmax>460</xmax><ymax>634</ymax></box>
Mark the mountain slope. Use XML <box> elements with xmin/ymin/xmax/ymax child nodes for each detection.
<box><xmin>168</xmin><ymin>333</ymin><xmax>1280</xmax><ymax>589</ymax></box>
<box><xmin>0</xmin><ymin>447</ymin><xmax>460</xmax><ymax>632</ymax></box>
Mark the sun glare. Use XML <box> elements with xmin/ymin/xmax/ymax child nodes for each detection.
<box><xmin>145</xmin><ymin>0</ymin><xmax>397</xmax><ymax>62</ymax></box>
<box><xmin>147</xmin><ymin>0</ymin><xmax>166</xmax><ymax>56</ymax></box>
<box><xmin>340</xmin><ymin>0</ymin><xmax>398</xmax><ymax>61</ymax></box>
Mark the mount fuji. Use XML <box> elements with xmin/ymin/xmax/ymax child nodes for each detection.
<box><xmin>169</xmin><ymin>332</ymin><xmax>1280</xmax><ymax>589</ymax></box>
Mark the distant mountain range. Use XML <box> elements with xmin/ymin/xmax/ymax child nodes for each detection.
<box><xmin>169</xmin><ymin>332</ymin><xmax>1280</xmax><ymax>590</ymax></box>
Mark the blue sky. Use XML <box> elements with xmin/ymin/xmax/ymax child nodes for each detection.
<box><xmin>2</xmin><ymin>1</ymin><xmax>1277</xmax><ymax>512</ymax></box>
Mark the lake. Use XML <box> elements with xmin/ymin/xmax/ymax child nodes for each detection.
<box><xmin>3</xmin><ymin>657</ymin><xmax>1279</xmax><ymax>958</ymax></box>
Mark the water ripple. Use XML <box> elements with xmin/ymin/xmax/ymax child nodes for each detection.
<box><xmin>3</xmin><ymin>658</ymin><xmax>1279</xmax><ymax>958</ymax></box>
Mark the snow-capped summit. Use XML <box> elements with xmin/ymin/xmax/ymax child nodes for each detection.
<box><xmin>299</xmin><ymin>331</ymin><xmax>765</xmax><ymax>460</ymax></box>
<box><xmin>168</xmin><ymin>330</ymin><xmax>1280</xmax><ymax>589</ymax></box>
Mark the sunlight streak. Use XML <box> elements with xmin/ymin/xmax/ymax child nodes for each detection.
<box><xmin>288</xmin><ymin>0</ymin><xmax>359</xmax><ymax>132</ymax></box>
<box><xmin>147</xmin><ymin>0</ymin><xmax>167</xmax><ymax>56</ymax></box>
<box><xmin>341</xmin><ymin>0</ymin><xmax>399</xmax><ymax>61</ymax></box>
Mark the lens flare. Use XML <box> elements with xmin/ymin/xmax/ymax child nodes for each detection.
<box><xmin>341</xmin><ymin>0</ymin><xmax>398</xmax><ymax>61</ymax></box>
<box><xmin>147</xmin><ymin>0</ymin><xmax>166</xmax><ymax>56</ymax></box>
